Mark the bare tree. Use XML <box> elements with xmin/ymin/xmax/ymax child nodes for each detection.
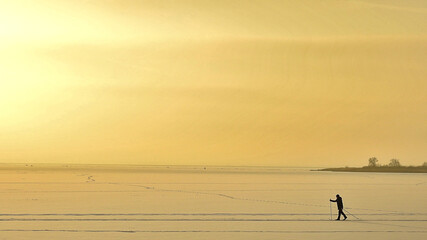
<box><xmin>389</xmin><ymin>159</ymin><xmax>401</xmax><ymax>167</ymax></box>
<box><xmin>368</xmin><ymin>157</ymin><xmax>378</xmax><ymax>167</ymax></box>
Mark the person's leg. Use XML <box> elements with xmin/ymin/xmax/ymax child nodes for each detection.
<box><xmin>342</xmin><ymin>209</ymin><xmax>347</xmax><ymax>220</ymax></box>
<box><xmin>337</xmin><ymin>209</ymin><xmax>341</xmax><ymax>220</ymax></box>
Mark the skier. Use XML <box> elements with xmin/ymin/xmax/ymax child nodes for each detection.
<box><xmin>330</xmin><ymin>194</ymin><xmax>347</xmax><ymax>220</ymax></box>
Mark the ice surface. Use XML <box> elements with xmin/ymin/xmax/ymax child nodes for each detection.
<box><xmin>0</xmin><ymin>165</ymin><xmax>425</xmax><ymax>239</ymax></box>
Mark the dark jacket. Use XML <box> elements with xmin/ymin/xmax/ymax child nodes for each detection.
<box><xmin>331</xmin><ymin>196</ymin><xmax>344</xmax><ymax>209</ymax></box>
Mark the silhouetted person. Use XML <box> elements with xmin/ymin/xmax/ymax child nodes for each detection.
<box><xmin>330</xmin><ymin>194</ymin><xmax>347</xmax><ymax>220</ymax></box>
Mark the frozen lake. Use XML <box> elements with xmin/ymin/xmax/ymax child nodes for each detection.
<box><xmin>0</xmin><ymin>165</ymin><xmax>425</xmax><ymax>239</ymax></box>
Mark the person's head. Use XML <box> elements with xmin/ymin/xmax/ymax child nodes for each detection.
<box><xmin>336</xmin><ymin>194</ymin><xmax>340</xmax><ymax>198</ymax></box>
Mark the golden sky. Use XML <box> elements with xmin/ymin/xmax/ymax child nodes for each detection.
<box><xmin>0</xmin><ymin>0</ymin><xmax>426</xmax><ymax>166</ymax></box>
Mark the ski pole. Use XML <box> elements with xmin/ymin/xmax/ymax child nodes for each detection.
<box><xmin>329</xmin><ymin>201</ymin><xmax>332</xmax><ymax>220</ymax></box>
<box><xmin>344</xmin><ymin>209</ymin><xmax>360</xmax><ymax>220</ymax></box>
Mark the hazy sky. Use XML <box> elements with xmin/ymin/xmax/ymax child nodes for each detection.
<box><xmin>0</xmin><ymin>0</ymin><xmax>426</xmax><ymax>167</ymax></box>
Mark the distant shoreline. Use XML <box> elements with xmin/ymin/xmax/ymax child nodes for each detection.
<box><xmin>316</xmin><ymin>166</ymin><xmax>427</xmax><ymax>173</ymax></box>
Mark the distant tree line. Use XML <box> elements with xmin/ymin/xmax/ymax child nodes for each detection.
<box><xmin>367</xmin><ymin>157</ymin><xmax>427</xmax><ymax>168</ymax></box>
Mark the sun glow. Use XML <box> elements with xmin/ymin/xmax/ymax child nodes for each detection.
<box><xmin>0</xmin><ymin>0</ymin><xmax>426</xmax><ymax>166</ymax></box>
